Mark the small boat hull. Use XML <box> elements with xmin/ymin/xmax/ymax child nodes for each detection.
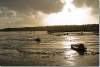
<box><xmin>71</xmin><ymin>44</ymin><xmax>87</xmax><ymax>52</ymax></box>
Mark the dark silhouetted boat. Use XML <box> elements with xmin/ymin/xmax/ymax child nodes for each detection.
<box><xmin>71</xmin><ymin>43</ymin><xmax>87</xmax><ymax>52</ymax></box>
<box><xmin>34</xmin><ymin>38</ymin><xmax>41</xmax><ymax>43</ymax></box>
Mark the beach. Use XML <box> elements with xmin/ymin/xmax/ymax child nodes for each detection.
<box><xmin>0</xmin><ymin>31</ymin><xmax>99</xmax><ymax>66</ymax></box>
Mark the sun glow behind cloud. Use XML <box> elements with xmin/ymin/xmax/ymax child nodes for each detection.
<box><xmin>43</xmin><ymin>0</ymin><xmax>98</xmax><ymax>26</ymax></box>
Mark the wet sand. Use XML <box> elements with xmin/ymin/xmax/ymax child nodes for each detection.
<box><xmin>0</xmin><ymin>46</ymin><xmax>99</xmax><ymax>66</ymax></box>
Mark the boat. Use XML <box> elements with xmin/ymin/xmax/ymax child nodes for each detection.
<box><xmin>71</xmin><ymin>43</ymin><xmax>87</xmax><ymax>52</ymax></box>
<box><xmin>34</xmin><ymin>38</ymin><xmax>41</xmax><ymax>43</ymax></box>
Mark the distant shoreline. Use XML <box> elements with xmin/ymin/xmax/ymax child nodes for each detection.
<box><xmin>0</xmin><ymin>24</ymin><xmax>99</xmax><ymax>33</ymax></box>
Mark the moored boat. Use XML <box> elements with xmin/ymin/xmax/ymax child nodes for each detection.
<box><xmin>71</xmin><ymin>43</ymin><xmax>87</xmax><ymax>52</ymax></box>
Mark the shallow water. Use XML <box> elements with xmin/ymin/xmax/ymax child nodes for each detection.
<box><xmin>0</xmin><ymin>31</ymin><xmax>99</xmax><ymax>66</ymax></box>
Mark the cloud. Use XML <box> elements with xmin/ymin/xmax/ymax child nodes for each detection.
<box><xmin>0</xmin><ymin>7</ymin><xmax>46</xmax><ymax>28</ymax></box>
<box><xmin>0</xmin><ymin>0</ymin><xmax>64</xmax><ymax>28</ymax></box>
<box><xmin>0</xmin><ymin>7</ymin><xmax>17</xmax><ymax>17</ymax></box>
<box><xmin>73</xmin><ymin>0</ymin><xmax>99</xmax><ymax>15</ymax></box>
<box><xmin>0</xmin><ymin>0</ymin><xmax>98</xmax><ymax>28</ymax></box>
<box><xmin>0</xmin><ymin>0</ymin><xmax>64</xmax><ymax>13</ymax></box>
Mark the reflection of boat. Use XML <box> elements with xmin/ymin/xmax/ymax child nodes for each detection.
<box><xmin>71</xmin><ymin>43</ymin><xmax>87</xmax><ymax>52</ymax></box>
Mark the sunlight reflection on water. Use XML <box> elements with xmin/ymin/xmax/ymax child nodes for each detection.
<box><xmin>64</xmin><ymin>50</ymin><xmax>78</xmax><ymax>66</ymax></box>
<box><xmin>65</xmin><ymin>50</ymin><xmax>77</xmax><ymax>56</ymax></box>
<box><xmin>62</xmin><ymin>36</ymin><xmax>83</xmax><ymax>48</ymax></box>
<box><xmin>63</xmin><ymin>36</ymin><xmax>81</xmax><ymax>65</ymax></box>
<box><xmin>62</xmin><ymin>41</ymin><xmax>76</xmax><ymax>48</ymax></box>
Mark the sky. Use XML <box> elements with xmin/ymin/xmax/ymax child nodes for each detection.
<box><xmin>0</xmin><ymin>0</ymin><xmax>99</xmax><ymax>28</ymax></box>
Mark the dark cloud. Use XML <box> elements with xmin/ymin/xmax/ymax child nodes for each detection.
<box><xmin>73</xmin><ymin>0</ymin><xmax>99</xmax><ymax>15</ymax></box>
<box><xmin>0</xmin><ymin>7</ymin><xmax>45</xmax><ymax>28</ymax></box>
<box><xmin>0</xmin><ymin>0</ymin><xmax>64</xmax><ymax>13</ymax></box>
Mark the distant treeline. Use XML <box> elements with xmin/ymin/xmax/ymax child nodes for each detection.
<box><xmin>0</xmin><ymin>24</ymin><xmax>99</xmax><ymax>33</ymax></box>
